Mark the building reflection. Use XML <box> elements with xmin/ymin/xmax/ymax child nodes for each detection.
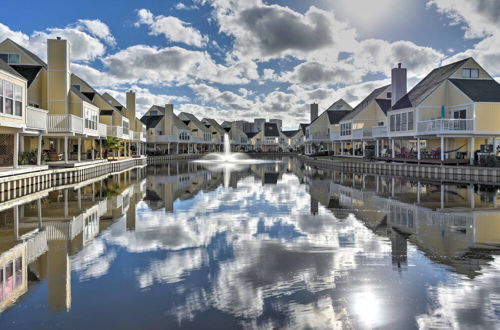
<box><xmin>304</xmin><ymin>167</ymin><xmax>500</xmax><ymax>278</ymax></box>
<box><xmin>0</xmin><ymin>166</ymin><xmax>147</xmax><ymax>313</ymax></box>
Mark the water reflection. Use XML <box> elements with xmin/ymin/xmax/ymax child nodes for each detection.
<box><xmin>0</xmin><ymin>158</ymin><xmax>499</xmax><ymax>329</ymax></box>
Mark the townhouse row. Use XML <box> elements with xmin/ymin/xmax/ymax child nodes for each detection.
<box><xmin>304</xmin><ymin>58</ymin><xmax>500</xmax><ymax>164</ymax></box>
<box><xmin>140</xmin><ymin>104</ymin><xmax>305</xmax><ymax>154</ymax></box>
<box><xmin>0</xmin><ymin>37</ymin><xmax>147</xmax><ymax>170</ymax></box>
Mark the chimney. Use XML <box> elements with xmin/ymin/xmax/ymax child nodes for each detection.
<box><xmin>126</xmin><ymin>90</ymin><xmax>136</xmax><ymax>130</ymax></box>
<box><xmin>47</xmin><ymin>38</ymin><xmax>71</xmax><ymax>114</ymax></box>
<box><xmin>310</xmin><ymin>103</ymin><xmax>318</xmax><ymax>123</ymax></box>
<box><xmin>391</xmin><ymin>63</ymin><xmax>407</xmax><ymax>106</ymax></box>
<box><xmin>164</xmin><ymin>104</ymin><xmax>174</xmax><ymax>136</ymax></box>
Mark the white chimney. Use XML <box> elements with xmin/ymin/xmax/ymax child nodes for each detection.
<box><xmin>391</xmin><ymin>63</ymin><xmax>407</xmax><ymax>106</ymax></box>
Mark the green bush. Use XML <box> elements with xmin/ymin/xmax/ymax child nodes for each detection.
<box><xmin>479</xmin><ymin>155</ymin><xmax>499</xmax><ymax>167</ymax></box>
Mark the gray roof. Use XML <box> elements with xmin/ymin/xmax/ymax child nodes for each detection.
<box><xmin>70</xmin><ymin>86</ymin><xmax>97</xmax><ymax>105</ymax></box>
<box><xmin>375</xmin><ymin>99</ymin><xmax>392</xmax><ymax>114</ymax></box>
<box><xmin>179</xmin><ymin>112</ymin><xmax>211</xmax><ymax>133</ymax></box>
<box><xmin>0</xmin><ymin>58</ymin><xmax>26</xmax><ymax>80</ymax></box>
<box><xmin>449</xmin><ymin>79</ymin><xmax>500</xmax><ymax>102</ymax></box>
<box><xmin>146</xmin><ymin>105</ymin><xmax>190</xmax><ymax>130</ymax></box>
<box><xmin>202</xmin><ymin>118</ymin><xmax>226</xmax><ymax>135</ymax></box>
<box><xmin>282</xmin><ymin>130</ymin><xmax>298</xmax><ymax>138</ymax></box>
<box><xmin>264</xmin><ymin>123</ymin><xmax>280</xmax><ymax>137</ymax></box>
<box><xmin>325</xmin><ymin>110</ymin><xmax>351</xmax><ymax>124</ymax></box>
<box><xmin>391</xmin><ymin>58</ymin><xmax>470</xmax><ymax>110</ymax></box>
<box><xmin>341</xmin><ymin>85</ymin><xmax>390</xmax><ymax>121</ymax></box>
<box><xmin>140</xmin><ymin>115</ymin><xmax>163</xmax><ymax>129</ymax></box>
<box><xmin>299</xmin><ymin>123</ymin><xmax>308</xmax><ymax>134</ymax></box>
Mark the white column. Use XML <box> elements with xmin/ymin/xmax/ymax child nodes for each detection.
<box><xmin>77</xmin><ymin>138</ymin><xmax>81</xmax><ymax>162</ymax></box>
<box><xmin>391</xmin><ymin>139</ymin><xmax>395</xmax><ymax>158</ymax></box>
<box><xmin>92</xmin><ymin>139</ymin><xmax>95</xmax><ymax>160</ymax></box>
<box><xmin>417</xmin><ymin>138</ymin><xmax>421</xmax><ymax>160</ymax></box>
<box><xmin>440</xmin><ymin>137</ymin><xmax>444</xmax><ymax>161</ymax></box>
<box><xmin>37</xmin><ymin>198</ymin><xmax>42</xmax><ymax>229</ymax></box>
<box><xmin>37</xmin><ymin>135</ymin><xmax>42</xmax><ymax>165</ymax></box>
<box><xmin>417</xmin><ymin>181</ymin><xmax>421</xmax><ymax>204</ymax></box>
<box><xmin>14</xmin><ymin>205</ymin><xmax>19</xmax><ymax>240</ymax></box>
<box><xmin>469</xmin><ymin>184</ymin><xmax>475</xmax><ymax>209</ymax></box>
<box><xmin>13</xmin><ymin>132</ymin><xmax>19</xmax><ymax>168</ymax></box>
<box><xmin>375</xmin><ymin>139</ymin><xmax>379</xmax><ymax>157</ymax></box>
<box><xmin>470</xmin><ymin>136</ymin><xmax>475</xmax><ymax>165</ymax></box>
<box><xmin>64</xmin><ymin>136</ymin><xmax>68</xmax><ymax>163</ymax></box>
<box><xmin>19</xmin><ymin>135</ymin><xmax>24</xmax><ymax>154</ymax></box>
<box><xmin>440</xmin><ymin>184</ymin><xmax>445</xmax><ymax>209</ymax></box>
<box><xmin>99</xmin><ymin>139</ymin><xmax>103</xmax><ymax>159</ymax></box>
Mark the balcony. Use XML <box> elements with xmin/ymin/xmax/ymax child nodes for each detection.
<box><xmin>352</xmin><ymin>127</ymin><xmax>373</xmax><ymax>140</ymax></box>
<box><xmin>48</xmin><ymin>114</ymin><xmax>84</xmax><ymax>134</ymax></box>
<box><xmin>98</xmin><ymin>123</ymin><xmax>107</xmax><ymax>137</ymax></box>
<box><xmin>26</xmin><ymin>106</ymin><xmax>48</xmax><ymax>131</ymax></box>
<box><xmin>372</xmin><ymin>126</ymin><xmax>388</xmax><ymax>138</ymax></box>
<box><xmin>133</xmin><ymin>131</ymin><xmax>146</xmax><ymax>142</ymax></box>
<box><xmin>417</xmin><ymin>119</ymin><xmax>473</xmax><ymax>134</ymax></box>
<box><xmin>107</xmin><ymin>125</ymin><xmax>123</xmax><ymax>139</ymax></box>
<box><xmin>306</xmin><ymin>132</ymin><xmax>330</xmax><ymax>142</ymax></box>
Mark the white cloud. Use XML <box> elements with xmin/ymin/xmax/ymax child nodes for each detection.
<box><xmin>0</xmin><ymin>23</ymin><xmax>29</xmax><ymax>46</ymax></box>
<box><xmin>135</xmin><ymin>9</ymin><xmax>207</xmax><ymax>48</ymax></box>
<box><xmin>76</xmin><ymin>19</ymin><xmax>116</xmax><ymax>46</ymax></box>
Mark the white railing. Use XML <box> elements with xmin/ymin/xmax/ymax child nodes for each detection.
<box><xmin>417</xmin><ymin>119</ymin><xmax>473</xmax><ymax>133</ymax></box>
<box><xmin>98</xmin><ymin>123</ymin><xmax>107</xmax><ymax>137</ymax></box>
<box><xmin>26</xmin><ymin>106</ymin><xmax>48</xmax><ymax>131</ymax></box>
<box><xmin>352</xmin><ymin>127</ymin><xmax>372</xmax><ymax>140</ymax></box>
<box><xmin>372</xmin><ymin>126</ymin><xmax>388</xmax><ymax>138</ymax></box>
<box><xmin>155</xmin><ymin>135</ymin><xmax>180</xmax><ymax>143</ymax></box>
<box><xmin>107</xmin><ymin>125</ymin><xmax>123</xmax><ymax>139</ymax></box>
<box><xmin>22</xmin><ymin>228</ymin><xmax>48</xmax><ymax>264</ymax></box>
<box><xmin>307</xmin><ymin>132</ymin><xmax>330</xmax><ymax>141</ymax></box>
<box><xmin>48</xmin><ymin>114</ymin><xmax>84</xmax><ymax>134</ymax></box>
<box><xmin>330</xmin><ymin>131</ymin><xmax>340</xmax><ymax>140</ymax></box>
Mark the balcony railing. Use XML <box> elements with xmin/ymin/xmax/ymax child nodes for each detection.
<box><xmin>26</xmin><ymin>106</ymin><xmax>48</xmax><ymax>131</ymax></box>
<box><xmin>352</xmin><ymin>127</ymin><xmax>373</xmax><ymax>140</ymax></box>
<box><xmin>417</xmin><ymin>119</ymin><xmax>473</xmax><ymax>133</ymax></box>
<box><xmin>133</xmin><ymin>131</ymin><xmax>146</xmax><ymax>142</ymax></box>
<box><xmin>48</xmin><ymin>114</ymin><xmax>84</xmax><ymax>134</ymax></box>
<box><xmin>98</xmin><ymin>123</ymin><xmax>107</xmax><ymax>137</ymax></box>
<box><xmin>107</xmin><ymin>125</ymin><xmax>123</xmax><ymax>139</ymax></box>
<box><xmin>307</xmin><ymin>132</ymin><xmax>330</xmax><ymax>141</ymax></box>
<box><xmin>372</xmin><ymin>126</ymin><xmax>388</xmax><ymax>138</ymax></box>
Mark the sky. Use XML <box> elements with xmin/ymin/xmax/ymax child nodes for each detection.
<box><xmin>1</xmin><ymin>0</ymin><xmax>499</xmax><ymax>129</ymax></box>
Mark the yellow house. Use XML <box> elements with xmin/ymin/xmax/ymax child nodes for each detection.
<box><xmin>305</xmin><ymin>100</ymin><xmax>352</xmax><ymax>155</ymax></box>
<box><xmin>178</xmin><ymin>112</ymin><xmax>213</xmax><ymax>153</ymax></box>
<box><xmin>338</xmin><ymin>85</ymin><xmax>391</xmax><ymax>157</ymax></box>
<box><xmin>385</xmin><ymin>57</ymin><xmax>500</xmax><ymax>164</ymax></box>
<box><xmin>250</xmin><ymin>122</ymin><xmax>281</xmax><ymax>152</ymax></box>
<box><xmin>140</xmin><ymin>105</ymin><xmax>192</xmax><ymax>154</ymax></box>
<box><xmin>201</xmin><ymin>118</ymin><xmax>225</xmax><ymax>152</ymax></box>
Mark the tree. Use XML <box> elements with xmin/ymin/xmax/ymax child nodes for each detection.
<box><xmin>102</xmin><ymin>137</ymin><xmax>123</xmax><ymax>160</ymax></box>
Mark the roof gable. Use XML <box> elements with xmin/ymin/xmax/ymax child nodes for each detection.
<box><xmin>140</xmin><ymin>115</ymin><xmax>163</xmax><ymax>129</ymax></box>
<box><xmin>0</xmin><ymin>59</ymin><xmax>26</xmax><ymax>80</ymax></box>
<box><xmin>391</xmin><ymin>58</ymin><xmax>470</xmax><ymax>110</ymax></box>
<box><xmin>341</xmin><ymin>85</ymin><xmax>390</xmax><ymax>121</ymax></box>
<box><xmin>264</xmin><ymin>123</ymin><xmax>280</xmax><ymax>137</ymax></box>
<box><xmin>0</xmin><ymin>38</ymin><xmax>47</xmax><ymax>68</ymax></box>
<box><xmin>450</xmin><ymin>79</ymin><xmax>500</xmax><ymax>102</ymax></box>
<box><xmin>326</xmin><ymin>98</ymin><xmax>353</xmax><ymax>111</ymax></box>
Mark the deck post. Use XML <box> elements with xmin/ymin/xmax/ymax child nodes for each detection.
<box><xmin>440</xmin><ymin>137</ymin><xmax>444</xmax><ymax>161</ymax></box>
<box><xmin>470</xmin><ymin>136</ymin><xmax>475</xmax><ymax>165</ymax></box>
<box><xmin>78</xmin><ymin>137</ymin><xmax>81</xmax><ymax>162</ymax></box>
<box><xmin>417</xmin><ymin>138</ymin><xmax>421</xmax><ymax>160</ymax></box>
<box><xmin>13</xmin><ymin>132</ymin><xmax>19</xmax><ymax>168</ymax></box>
<box><xmin>37</xmin><ymin>135</ymin><xmax>42</xmax><ymax>165</ymax></box>
<box><xmin>64</xmin><ymin>136</ymin><xmax>69</xmax><ymax>164</ymax></box>
<box><xmin>391</xmin><ymin>139</ymin><xmax>395</xmax><ymax>158</ymax></box>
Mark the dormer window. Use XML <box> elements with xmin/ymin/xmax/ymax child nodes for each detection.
<box><xmin>72</xmin><ymin>84</ymin><xmax>81</xmax><ymax>91</ymax></box>
<box><xmin>0</xmin><ymin>53</ymin><xmax>20</xmax><ymax>64</ymax></box>
<box><xmin>150</xmin><ymin>110</ymin><xmax>157</xmax><ymax>116</ymax></box>
<box><xmin>462</xmin><ymin>68</ymin><xmax>479</xmax><ymax>78</ymax></box>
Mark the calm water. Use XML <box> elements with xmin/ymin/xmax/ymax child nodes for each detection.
<box><xmin>0</xmin><ymin>157</ymin><xmax>500</xmax><ymax>329</ymax></box>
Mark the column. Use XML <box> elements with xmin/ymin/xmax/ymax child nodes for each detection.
<box><xmin>37</xmin><ymin>198</ymin><xmax>42</xmax><ymax>229</ymax></box>
<box><xmin>37</xmin><ymin>135</ymin><xmax>43</xmax><ymax>165</ymax></box>
<box><xmin>469</xmin><ymin>184</ymin><xmax>475</xmax><ymax>209</ymax></box>
<box><xmin>77</xmin><ymin>138</ymin><xmax>81</xmax><ymax>162</ymax></box>
<box><xmin>417</xmin><ymin>138</ymin><xmax>421</xmax><ymax>160</ymax></box>
<box><xmin>440</xmin><ymin>137</ymin><xmax>444</xmax><ymax>161</ymax></box>
<box><xmin>375</xmin><ymin>139</ymin><xmax>379</xmax><ymax>158</ymax></box>
<box><xmin>470</xmin><ymin>136</ymin><xmax>475</xmax><ymax>165</ymax></box>
<box><xmin>440</xmin><ymin>184</ymin><xmax>445</xmax><ymax>209</ymax></box>
<box><xmin>391</xmin><ymin>139</ymin><xmax>395</xmax><ymax>158</ymax></box>
<box><xmin>64</xmin><ymin>190</ymin><xmax>68</xmax><ymax>217</ymax></box>
<box><xmin>99</xmin><ymin>139</ymin><xmax>103</xmax><ymax>159</ymax></box>
<box><xmin>13</xmin><ymin>132</ymin><xmax>19</xmax><ymax>168</ymax></box>
<box><xmin>92</xmin><ymin>139</ymin><xmax>95</xmax><ymax>160</ymax></box>
<box><xmin>417</xmin><ymin>181</ymin><xmax>421</xmax><ymax>204</ymax></box>
<box><xmin>14</xmin><ymin>205</ymin><xmax>19</xmax><ymax>240</ymax></box>
<box><xmin>64</xmin><ymin>136</ymin><xmax>68</xmax><ymax>163</ymax></box>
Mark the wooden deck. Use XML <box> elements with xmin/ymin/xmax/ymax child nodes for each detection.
<box><xmin>373</xmin><ymin>157</ymin><xmax>470</xmax><ymax>165</ymax></box>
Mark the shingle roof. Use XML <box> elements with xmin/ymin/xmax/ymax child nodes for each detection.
<box><xmin>326</xmin><ymin>110</ymin><xmax>351</xmax><ymax>124</ymax></box>
<box><xmin>264</xmin><ymin>123</ymin><xmax>280</xmax><ymax>137</ymax></box>
<box><xmin>0</xmin><ymin>59</ymin><xmax>26</xmax><ymax>80</ymax></box>
<box><xmin>391</xmin><ymin>58</ymin><xmax>470</xmax><ymax>110</ymax></box>
<box><xmin>179</xmin><ymin>112</ymin><xmax>211</xmax><ymax>133</ymax></box>
<box><xmin>449</xmin><ymin>79</ymin><xmax>500</xmax><ymax>102</ymax></box>
<box><xmin>9</xmin><ymin>64</ymin><xmax>42</xmax><ymax>86</ymax></box>
<box><xmin>246</xmin><ymin>132</ymin><xmax>258</xmax><ymax>139</ymax></box>
<box><xmin>202</xmin><ymin>118</ymin><xmax>226</xmax><ymax>135</ymax></box>
<box><xmin>282</xmin><ymin>130</ymin><xmax>298</xmax><ymax>138</ymax></box>
<box><xmin>140</xmin><ymin>115</ymin><xmax>163</xmax><ymax>129</ymax></box>
<box><xmin>341</xmin><ymin>85</ymin><xmax>390</xmax><ymax>121</ymax></box>
<box><xmin>100</xmin><ymin>110</ymin><xmax>114</xmax><ymax>116</ymax></box>
<box><xmin>299</xmin><ymin>123</ymin><xmax>308</xmax><ymax>134</ymax></box>
<box><xmin>70</xmin><ymin>86</ymin><xmax>96</xmax><ymax>105</ymax></box>
<box><xmin>375</xmin><ymin>99</ymin><xmax>392</xmax><ymax>114</ymax></box>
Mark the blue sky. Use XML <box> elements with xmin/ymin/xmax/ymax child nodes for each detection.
<box><xmin>1</xmin><ymin>0</ymin><xmax>499</xmax><ymax>129</ymax></box>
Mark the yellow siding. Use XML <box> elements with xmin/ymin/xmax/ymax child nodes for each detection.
<box><xmin>421</xmin><ymin>83</ymin><xmax>445</xmax><ymax>107</ymax></box>
<box><xmin>450</xmin><ymin>58</ymin><xmax>491</xmax><ymax>79</ymax></box>
<box><xmin>475</xmin><ymin>103</ymin><xmax>500</xmax><ymax>132</ymax></box>
<box><xmin>447</xmin><ymin>81</ymin><xmax>470</xmax><ymax>106</ymax></box>
<box><xmin>309</xmin><ymin>112</ymin><xmax>330</xmax><ymax>134</ymax></box>
<box><xmin>0</xmin><ymin>41</ymin><xmax>38</xmax><ymax>65</ymax></box>
<box><xmin>418</xmin><ymin>108</ymin><xmax>440</xmax><ymax>121</ymax></box>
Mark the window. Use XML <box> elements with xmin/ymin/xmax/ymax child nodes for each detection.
<box><xmin>408</xmin><ymin>111</ymin><xmax>414</xmax><ymax>130</ymax></box>
<box><xmin>123</xmin><ymin>120</ymin><xmax>129</xmax><ymax>135</ymax></box>
<box><xmin>462</xmin><ymin>68</ymin><xmax>480</xmax><ymax>78</ymax></box>
<box><xmin>72</xmin><ymin>84</ymin><xmax>81</xmax><ymax>91</ymax></box>
<box><xmin>204</xmin><ymin>133</ymin><xmax>211</xmax><ymax>141</ymax></box>
<box><xmin>390</xmin><ymin>115</ymin><xmax>395</xmax><ymax>131</ymax></box>
<box><xmin>179</xmin><ymin>131</ymin><xmax>190</xmax><ymax>140</ymax></box>
<box><xmin>401</xmin><ymin>112</ymin><xmax>407</xmax><ymax>131</ymax></box>
<box><xmin>387</xmin><ymin>92</ymin><xmax>392</xmax><ymax>99</ymax></box>
<box><xmin>14</xmin><ymin>85</ymin><xmax>22</xmax><ymax>116</ymax></box>
<box><xmin>15</xmin><ymin>257</ymin><xmax>22</xmax><ymax>289</ymax></box>
<box><xmin>0</xmin><ymin>53</ymin><xmax>20</xmax><ymax>64</ymax></box>
<box><xmin>341</xmin><ymin>123</ymin><xmax>352</xmax><ymax>136</ymax></box>
<box><xmin>0</xmin><ymin>79</ymin><xmax>23</xmax><ymax>117</ymax></box>
<box><xmin>84</xmin><ymin>107</ymin><xmax>98</xmax><ymax>130</ymax></box>
<box><xmin>395</xmin><ymin>114</ymin><xmax>401</xmax><ymax>131</ymax></box>
<box><xmin>150</xmin><ymin>110</ymin><xmax>157</xmax><ymax>116</ymax></box>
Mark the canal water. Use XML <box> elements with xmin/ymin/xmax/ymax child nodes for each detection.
<box><xmin>0</xmin><ymin>157</ymin><xmax>499</xmax><ymax>329</ymax></box>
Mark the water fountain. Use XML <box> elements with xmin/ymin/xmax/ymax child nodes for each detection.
<box><xmin>193</xmin><ymin>133</ymin><xmax>278</xmax><ymax>187</ymax></box>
